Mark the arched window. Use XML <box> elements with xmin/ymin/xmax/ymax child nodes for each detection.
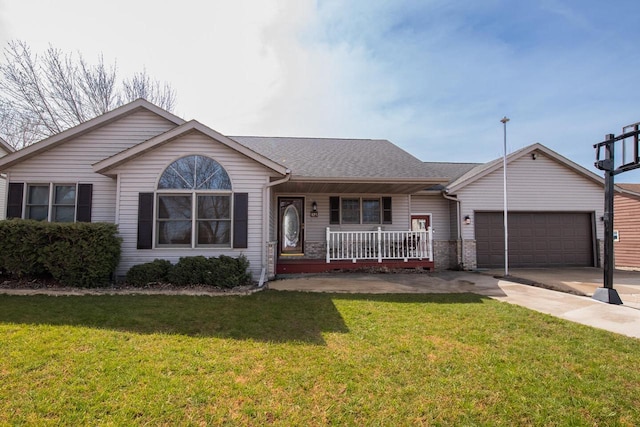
<box><xmin>158</xmin><ymin>155</ymin><xmax>231</xmax><ymax>190</ymax></box>
<box><xmin>156</xmin><ymin>155</ymin><xmax>232</xmax><ymax>247</ymax></box>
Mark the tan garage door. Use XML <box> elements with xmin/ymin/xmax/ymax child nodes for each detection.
<box><xmin>475</xmin><ymin>212</ymin><xmax>594</xmax><ymax>268</ymax></box>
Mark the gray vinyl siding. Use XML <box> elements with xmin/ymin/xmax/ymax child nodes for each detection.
<box><xmin>111</xmin><ymin>132</ymin><xmax>277</xmax><ymax>278</ymax></box>
<box><xmin>0</xmin><ymin>148</ymin><xmax>8</xmax><ymax>219</ymax></box>
<box><xmin>448</xmin><ymin>199</ymin><xmax>459</xmax><ymax>240</ymax></box>
<box><xmin>269</xmin><ymin>190</ymin><xmax>278</xmax><ymax>241</ymax></box>
<box><xmin>410</xmin><ymin>194</ymin><xmax>450</xmax><ymax>241</ymax></box>
<box><xmin>3</xmin><ymin>110</ymin><xmax>177</xmax><ymax>223</ymax></box>
<box><xmin>0</xmin><ymin>174</ymin><xmax>6</xmax><ymax>220</ymax></box>
<box><xmin>453</xmin><ymin>153</ymin><xmax>604</xmax><ymax>241</ymax></box>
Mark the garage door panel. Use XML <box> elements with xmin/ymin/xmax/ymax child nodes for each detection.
<box><xmin>475</xmin><ymin>212</ymin><xmax>593</xmax><ymax>268</ymax></box>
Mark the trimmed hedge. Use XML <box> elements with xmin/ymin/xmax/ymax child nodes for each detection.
<box><xmin>125</xmin><ymin>259</ymin><xmax>173</xmax><ymax>286</ymax></box>
<box><xmin>126</xmin><ymin>255</ymin><xmax>251</xmax><ymax>288</ymax></box>
<box><xmin>0</xmin><ymin>219</ymin><xmax>121</xmax><ymax>287</ymax></box>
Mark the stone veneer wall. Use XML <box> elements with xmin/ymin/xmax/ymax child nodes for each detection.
<box><xmin>304</xmin><ymin>241</ymin><xmax>326</xmax><ymax>259</ymax></box>
<box><xmin>461</xmin><ymin>239</ymin><xmax>477</xmax><ymax>270</ymax></box>
<box><xmin>433</xmin><ymin>240</ymin><xmax>458</xmax><ymax>271</ymax></box>
<box><xmin>267</xmin><ymin>241</ymin><xmax>277</xmax><ymax>279</ymax></box>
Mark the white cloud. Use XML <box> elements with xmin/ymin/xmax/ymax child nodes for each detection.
<box><xmin>2</xmin><ymin>0</ymin><xmax>640</xmax><ymax>181</ymax></box>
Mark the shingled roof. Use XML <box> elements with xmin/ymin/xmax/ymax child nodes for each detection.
<box><xmin>422</xmin><ymin>162</ymin><xmax>481</xmax><ymax>182</ymax></box>
<box><xmin>231</xmin><ymin>136</ymin><xmax>446</xmax><ymax>180</ymax></box>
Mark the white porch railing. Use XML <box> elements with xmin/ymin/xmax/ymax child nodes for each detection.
<box><xmin>326</xmin><ymin>227</ymin><xmax>433</xmax><ymax>263</ymax></box>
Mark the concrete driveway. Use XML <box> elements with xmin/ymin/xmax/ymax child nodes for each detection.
<box><xmin>483</xmin><ymin>267</ymin><xmax>640</xmax><ymax>308</ymax></box>
<box><xmin>268</xmin><ymin>268</ymin><xmax>640</xmax><ymax>339</ymax></box>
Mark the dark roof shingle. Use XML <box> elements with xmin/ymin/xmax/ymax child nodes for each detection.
<box><xmin>231</xmin><ymin>136</ymin><xmax>446</xmax><ymax>179</ymax></box>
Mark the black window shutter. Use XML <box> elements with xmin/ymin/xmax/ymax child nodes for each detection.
<box><xmin>382</xmin><ymin>197</ymin><xmax>392</xmax><ymax>224</ymax></box>
<box><xmin>137</xmin><ymin>193</ymin><xmax>154</xmax><ymax>249</ymax></box>
<box><xmin>329</xmin><ymin>197</ymin><xmax>340</xmax><ymax>224</ymax></box>
<box><xmin>233</xmin><ymin>193</ymin><xmax>249</xmax><ymax>248</ymax></box>
<box><xmin>6</xmin><ymin>182</ymin><xmax>24</xmax><ymax>218</ymax></box>
<box><xmin>76</xmin><ymin>184</ymin><xmax>93</xmax><ymax>222</ymax></box>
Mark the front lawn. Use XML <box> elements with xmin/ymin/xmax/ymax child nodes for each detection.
<box><xmin>1</xmin><ymin>291</ymin><xmax>639</xmax><ymax>425</ymax></box>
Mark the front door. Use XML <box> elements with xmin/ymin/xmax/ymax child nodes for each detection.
<box><xmin>279</xmin><ymin>198</ymin><xmax>304</xmax><ymax>255</ymax></box>
<box><xmin>411</xmin><ymin>215</ymin><xmax>431</xmax><ymax>257</ymax></box>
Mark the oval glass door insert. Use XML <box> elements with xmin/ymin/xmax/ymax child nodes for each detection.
<box><xmin>283</xmin><ymin>204</ymin><xmax>300</xmax><ymax>249</ymax></box>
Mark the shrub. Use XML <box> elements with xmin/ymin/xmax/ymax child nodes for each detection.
<box><xmin>125</xmin><ymin>259</ymin><xmax>173</xmax><ymax>286</ymax></box>
<box><xmin>160</xmin><ymin>255</ymin><xmax>252</xmax><ymax>288</ymax></box>
<box><xmin>0</xmin><ymin>219</ymin><xmax>121</xmax><ymax>287</ymax></box>
<box><xmin>213</xmin><ymin>255</ymin><xmax>252</xmax><ymax>288</ymax></box>
<box><xmin>0</xmin><ymin>219</ymin><xmax>50</xmax><ymax>278</ymax></box>
<box><xmin>166</xmin><ymin>256</ymin><xmax>214</xmax><ymax>286</ymax></box>
<box><xmin>39</xmin><ymin>222</ymin><xmax>121</xmax><ymax>287</ymax></box>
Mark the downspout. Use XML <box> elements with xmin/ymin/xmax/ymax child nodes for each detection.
<box><xmin>260</xmin><ymin>170</ymin><xmax>291</xmax><ymax>287</ymax></box>
<box><xmin>442</xmin><ymin>190</ymin><xmax>463</xmax><ymax>268</ymax></box>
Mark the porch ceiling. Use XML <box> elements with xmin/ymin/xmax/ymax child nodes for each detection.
<box><xmin>273</xmin><ymin>179</ymin><xmax>443</xmax><ymax>194</ymax></box>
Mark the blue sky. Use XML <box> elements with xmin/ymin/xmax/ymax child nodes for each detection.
<box><xmin>2</xmin><ymin>0</ymin><xmax>640</xmax><ymax>181</ymax></box>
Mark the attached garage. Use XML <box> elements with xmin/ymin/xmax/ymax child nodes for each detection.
<box><xmin>475</xmin><ymin>212</ymin><xmax>595</xmax><ymax>268</ymax></box>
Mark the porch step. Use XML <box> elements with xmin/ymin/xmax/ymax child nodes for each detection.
<box><xmin>276</xmin><ymin>258</ymin><xmax>434</xmax><ymax>274</ymax></box>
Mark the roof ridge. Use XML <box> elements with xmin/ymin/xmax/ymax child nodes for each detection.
<box><xmin>230</xmin><ymin>135</ymin><xmax>384</xmax><ymax>142</ymax></box>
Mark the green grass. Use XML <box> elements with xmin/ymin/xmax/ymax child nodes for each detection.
<box><xmin>1</xmin><ymin>291</ymin><xmax>639</xmax><ymax>426</ymax></box>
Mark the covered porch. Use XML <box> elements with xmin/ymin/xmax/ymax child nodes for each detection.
<box><xmin>276</xmin><ymin>228</ymin><xmax>434</xmax><ymax>274</ymax></box>
<box><xmin>268</xmin><ymin>172</ymin><xmax>442</xmax><ymax>277</ymax></box>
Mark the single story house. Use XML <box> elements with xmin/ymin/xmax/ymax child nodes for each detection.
<box><xmin>0</xmin><ymin>99</ymin><xmax>606</xmax><ymax>281</ymax></box>
<box><xmin>614</xmin><ymin>184</ymin><xmax>640</xmax><ymax>270</ymax></box>
<box><xmin>0</xmin><ymin>137</ymin><xmax>15</xmax><ymax>220</ymax></box>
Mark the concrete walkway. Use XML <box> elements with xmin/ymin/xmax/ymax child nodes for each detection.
<box><xmin>269</xmin><ymin>270</ymin><xmax>640</xmax><ymax>339</ymax></box>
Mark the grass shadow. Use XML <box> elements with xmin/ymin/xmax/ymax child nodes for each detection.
<box><xmin>327</xmin><ymin>292</ymin><xmax>490</xmax><ymax>304</ymax></box>
<box><xmin>0</xmin><ymin>291</ymin><xmax>494</xmax><ymax>344</ymax></box>
<box><xmin>0</xmin><ymin>291</ymin><xmax>351</xmax><ymax>345</ymax></box>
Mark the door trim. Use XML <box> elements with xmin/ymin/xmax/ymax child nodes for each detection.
<box><xmin>278</xmin><ymin>197</ymin><xmax>305</xmax><ymax>256</ymax></box>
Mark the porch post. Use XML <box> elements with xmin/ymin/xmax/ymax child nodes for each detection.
<box><xmin>326</xmin><ymin>227</ymin><xmax>330</xmax><ymax>263</ymax></box>
<box><xmin>377</xmin><ymin>227</ymin><xmax>383</xmax><ymax>263</ymax></box>
<box><xmin>428</xmin><ymin>227</ymin><xmax>433</xmax><ymax>261</ymax></box>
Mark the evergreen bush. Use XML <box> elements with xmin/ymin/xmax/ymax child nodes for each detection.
<box><xmin>128</xmin><ymin>255</ymin><xmax>252</xmax><ymax>288</ymax></box>
<box><xmin>125</xmin><ymin>259</ymin><xmax>173</xmax><ymax>286</ymax></box>
<box><xmin>0</xmin><ymin>219</ymin><xmax>121</xmax><ymax>287</ymax></box>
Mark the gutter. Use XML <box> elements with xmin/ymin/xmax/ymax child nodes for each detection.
<box><xmin>259</xmin><ymin>170</ymin><xmax>292</xmax><ymax>287</ymax></box>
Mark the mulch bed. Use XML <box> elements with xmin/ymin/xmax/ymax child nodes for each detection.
<box><xmin>0</xmin><ymin>276</ymin><xmax>261</xmax><ymax>296</ymax></box>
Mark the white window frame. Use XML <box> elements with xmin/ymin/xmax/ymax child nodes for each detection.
<box><xmin>155</xmin><ymin>190</ymin><xmax>233</xmax><ymax>249</ymax></box>
<box><xmin>339</xmin><ymin>197</ymin><xmax>387</xmax><ymax>225</ymax></box>
<box><xmin>25</xmin><ymin>183</ymin><xmax>77</xmax><ymax>222</ymax></box>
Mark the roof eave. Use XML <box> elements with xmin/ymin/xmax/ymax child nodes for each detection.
<box><xmin>0</xmin><ymin>137</ymin><xmax>15</xmax><ymax>154</ymax></box>
<box><xmin>93</xmin><ymin>120</ymin><xmax>289</xmax><ymax>176</ymax></box>
<box><xmin>446</xmin><ymin>143</ymin><xmax>604</xmax><ymax>193</ymax></box>
<box><xmin>0</xmin><ymin>99</ymin><xmax>185</xmax><ymax>171</ymax></box>
<box><xmin>289</xmin><ymin>176</ymin><xmax>449</xmax><ymax>184</ymax></box>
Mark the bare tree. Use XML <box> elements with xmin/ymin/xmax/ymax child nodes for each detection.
<box><xmin>0</xmin><ymin>41</ymin><xmax>177</xmax><ymax>149</ymax></box>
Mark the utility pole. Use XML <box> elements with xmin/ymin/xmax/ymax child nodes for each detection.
<box><xmin>501</xmin><ymin>116</ymin><xmax>510</xmax><ymax>277</ymax></box>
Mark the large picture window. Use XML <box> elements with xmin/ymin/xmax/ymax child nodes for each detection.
<box><xmin>156</xmin><ymin>155</ymin><xmax>232</xmax><ymax>247</ymax></box>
